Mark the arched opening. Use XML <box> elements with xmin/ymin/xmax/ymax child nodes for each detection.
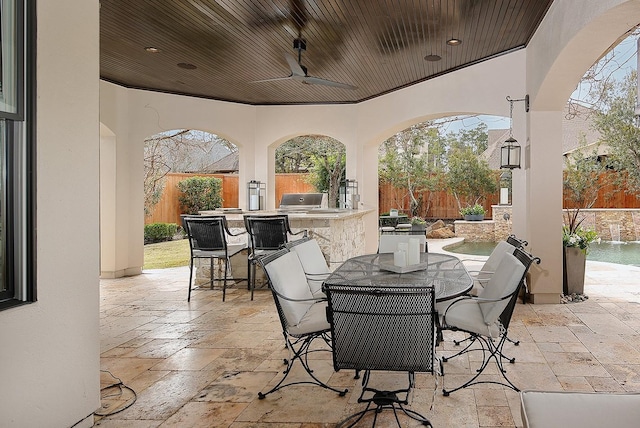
<box><xmin>377</xmin><ymin>115</ymin><xmax>508</xmax><ymax>221</ymax></box>
<box><xmin>143</xmin><ymin>129</ymin><xmax>242</xmax><ymax>226</ymax></box>
<box><xmin>273</xmin><ymin>135</ymin><xmax>346</xmax><ymax>208</ymax></box>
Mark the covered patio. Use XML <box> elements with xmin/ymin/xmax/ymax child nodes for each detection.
<box><xmin>6</xmin><ymin>1</ymin><xmax>640</xmax><ymax>427</ymax></box>
<box><xmin>97</xmin><ymin>243</ymin><xmax>640</xmax><ymax>427</ymax></box>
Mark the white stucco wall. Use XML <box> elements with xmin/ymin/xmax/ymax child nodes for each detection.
<box><xmin>0</xmin><ymin>1</ymin><xmax>101</xmax><ymax>427</ymax></box>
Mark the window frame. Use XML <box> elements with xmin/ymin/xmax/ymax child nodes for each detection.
<box><xmin>0</xmin><ymin>0</ymin><xmax>36</xmax><ymax>310</ymax></box>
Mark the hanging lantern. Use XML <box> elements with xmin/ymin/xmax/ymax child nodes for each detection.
<box><xmin>500</xmin><ymin>95</ymin><xmax>527</xmax><ymax>169</ymax></box>
<box><xmin>500</xmin><ymin>137</ymin><xmax>521</xmax><ymax>169</ymax></box>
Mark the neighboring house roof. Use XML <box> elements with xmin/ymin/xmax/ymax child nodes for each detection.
<box><xmin>205</xmin><ymin>151</ymin><xmax>239</xmax><ymax>173</ymax></box>
<box><xmin>482</xmin><ymin>103</ymin><xmax>604</xmax><ymax>170</ymax></box>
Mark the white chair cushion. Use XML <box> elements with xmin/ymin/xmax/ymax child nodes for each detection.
<box><xmin>443</xmin><ymin>298</ymin><xmax>501</xmax><ymax>337</ymax></box>
<box><xmin>521</xmin><ymin>390</ymin><xmax>640</xmax><ymax>428</ymax></box>
<box><xmin>290</xmin><ymin>239</ymin><xmax>330</xmax><ymax>274</ymax></box>
<box><xmin>478</xmin><ymin>253</ymin><xmax>526</xmax><ymax>324</ymax></box>
<box><xmin>482</xmin><ymin>240</ymin><xmax>516</xmax><ymax>274</ymax></box>
<box><xmin>264</xmin><ymin>251</ymin><xmax>314</xmax><ymax>326</ymax></box>
<box><xmin>288</xmin><ymin>301</ymin><xmax>331</xmax><ymax>335</ymax></box>
<box><xmin>289</xmin><ymin>239</ymin><xmax>331</xmax><ymax>296</ymax></box>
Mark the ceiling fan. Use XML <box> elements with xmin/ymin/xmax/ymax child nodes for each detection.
<box><xmin>253</xmin><ymin>39</ymin><xmax>357</xmax><ymax>90</ymax></box>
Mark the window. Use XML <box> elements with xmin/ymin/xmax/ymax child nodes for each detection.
<box><xmin>0</xmin><ymin>0</ymin><xmax>35</xmax><ymax>309</ymax></box>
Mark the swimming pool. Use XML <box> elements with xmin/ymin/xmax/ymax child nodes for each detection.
<box><xmin>445</xmin><ymin>241</ymin><xmax>640</xmax><ymax>267</ymax></box>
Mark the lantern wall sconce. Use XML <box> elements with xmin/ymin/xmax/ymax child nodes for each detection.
<box><xmin>501</xmin><ymin>95</ymin><xmax>529</xmax><ymax>169</ymax></box>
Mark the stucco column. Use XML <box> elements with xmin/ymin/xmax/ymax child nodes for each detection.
<box><xmin>524</xmin><ymin>110</ymin><xmax>564</xmax><ymax>303</ymax></box>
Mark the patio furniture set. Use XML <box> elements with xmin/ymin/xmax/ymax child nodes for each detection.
<box><xmin>183</xmin><ymin>214</ymin><xmax>555</xmax><ymax>426</ymax></box>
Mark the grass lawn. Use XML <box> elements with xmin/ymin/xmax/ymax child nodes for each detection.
<box><xmin>143</xmin><ymin>239</ymin><xmax>190</xmax><ymax>270</ymax></box>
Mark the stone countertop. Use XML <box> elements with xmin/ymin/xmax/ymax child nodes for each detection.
<box><xmin>199</xmin><ymin>208</ymin><xmax>373</xmax><ymax>220</ymax></box>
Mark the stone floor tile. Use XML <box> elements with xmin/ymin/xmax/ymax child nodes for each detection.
<box><xmin>96</xmin><ymin>263</ymin><xmax>640</xmax><ymax>428</ymax></box>
<box><xmin>150</xmin><ymin>347</ymin><xmax>226</xmax><ymax>371</ymax></box>
<box><xmin>160</xmin><ymin>402</ymin><xmax>248</xmax><ymax>427</ymax></box>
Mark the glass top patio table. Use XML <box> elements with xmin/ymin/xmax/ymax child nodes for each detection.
<box><xmin>324</xmin><ymin>252</ymin><xmax>473</xmax><ymax>302</ymax></box>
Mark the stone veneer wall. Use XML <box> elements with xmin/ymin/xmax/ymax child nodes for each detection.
<box><xmin>453</xmin><ymin>220</ymin><xmax>496</xmax><ymax>242</ymax></box>
<box><xmin>454</xmin><ymin>206</ymin><xmax>640</xmax><ymax>242</ymax></box>
<box><xmin>566</xmin><ymin>209</ymin><xmax>640</xmax><ymax>242</ymax></box>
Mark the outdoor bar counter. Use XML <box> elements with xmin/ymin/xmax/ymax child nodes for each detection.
<box><xmin>200</xmin><ymin>209</ymin><xmax>372</xmax><ymax>269</ymax></box>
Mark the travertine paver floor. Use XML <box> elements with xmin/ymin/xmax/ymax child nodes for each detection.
<box><xmin>96</xmin><ymin>257</ymin><xmax>640</xmax><ymax>427</ymax></box>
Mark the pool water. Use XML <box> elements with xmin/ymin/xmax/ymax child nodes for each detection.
<box><xmin>446</xmin><ymin>241</ymin><xmax>640</xmax><ymax>267</ymax></box>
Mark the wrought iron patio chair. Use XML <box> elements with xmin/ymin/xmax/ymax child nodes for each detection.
<box><xmin>437</xmin><ymin>239</ymin><xmax>529</xmax><ymax>353</ymax></box>
<box><xmin>184</xmin><ymin>216</ymin><xmax>247</xmax><ymax>302</ymax></box>
<box><xmin>440</xmin><ymin>248</ymin><xmax>541</xmax><ymax>395</ymax></box>
<box><xmin>284</xmin><ymin>237</ymin><xmax>330</xmax><ymax>299</ymax></box>
<box><xmin>243</xmin><ymin>214</ymin><xmax>307</xmax><ymax>299</ymax></box>
<box><xmin>506</xmin><ymin>234</ymin><xmax>528</xmax><ymax>248</ymax></box>
<box><xmin>324</xmin><ymin>283</ymin><xmax>436</xmax><ymax>427</ymax></box>
<box><xmin>256</xmin><ymin>247</ymin><xmax>348</xmax><ymax>399</ymax></box>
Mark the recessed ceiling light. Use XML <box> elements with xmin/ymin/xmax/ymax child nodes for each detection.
<box><xmin>144</xmin><ymin>46</ymin><xmax>161</xmax><ymax>53</ymax></box>
<box><xmin>177</xmin><ymin>63</ymin><xmax>197</xmax><ymax>70</ymax></box>
<box><xmin>424</xmin><ymin>54</ymin><xmax>442</xmax><ymax>62</ymax></box>
<box><xmin>447</xmin><ymin>38</ymin><xmax>462</xmax><ymax>46</ymax></box>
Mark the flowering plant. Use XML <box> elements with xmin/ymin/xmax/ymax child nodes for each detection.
<box><xmin>563</xmin><ymin>208</ymin><xmax>599</xmax><ymax>253</ymax></box>
<box><xmin>562</xmin><ymin>225</ymin><xmax>599</xmax><ymax>252</ymax></box>
<box><xmin>411</xmin><ymin>216</ymin><xmax>426</xmax><ymax>225</ymax></box>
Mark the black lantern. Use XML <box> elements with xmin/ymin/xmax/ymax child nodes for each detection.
<box><xmin>500</xmin><ymin>137</ymin><xmax>521</xmax><ymax>169</ymax></box>
<box><xmin>500</xmin><ymin>95</ymin><xmax>528</xmax><ymax>169</ymax></box>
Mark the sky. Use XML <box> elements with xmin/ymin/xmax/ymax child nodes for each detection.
<box><xmin>443</xmin><ymin>31</ymin><xmax>640</xmax><ymax>135</ymax></box>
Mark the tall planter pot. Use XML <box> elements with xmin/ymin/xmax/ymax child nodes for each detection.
<box><xmin>563</xmin><ymin>246</ymin><xmax>586</xmax><ymax>295</ymax></box>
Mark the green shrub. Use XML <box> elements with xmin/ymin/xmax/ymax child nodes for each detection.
<box><xmin>177</xmin><ymin>176</ymin><xmax>223</xmax><ymax>214</ymax></box>
<box><xmin>144</xmin><ymin>223</ymin><xmax>178</xmax><ymax>244</ymax></box>
<box><xmin>459</xmin><ymin>204</ymin><xmax>486</xmax><ymax>216</ymax></box>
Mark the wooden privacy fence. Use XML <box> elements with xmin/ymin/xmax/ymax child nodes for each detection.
<box><xmin>145</xmin><ymin>172</ymin><xmax>640</xmax><ymax>226</ymax></box>
<box><xmin>145</xmin><ymin>173</ymin><xmax>315</xmax><ymax>226</ymax></box>
<box><xmin>378</xmin><ymin>183</ymin><xmax>500</xmax><ymax>220</ymax></box>
<box><xmin>145</xmin><ymin>173</ymin><xmax>239</xmax><ymax>226</ymax></box>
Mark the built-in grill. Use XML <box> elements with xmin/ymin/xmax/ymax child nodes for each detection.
<box><xmin>277</xmin><ymin>193</ymin><xmax>324</xmax><ymax>212</ymax></box>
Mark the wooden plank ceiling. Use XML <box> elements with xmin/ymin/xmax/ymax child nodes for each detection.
<box><xmin>100</xmin><ymin>0</ymin><xmax>554</xmax><ymax>105</ymax></box>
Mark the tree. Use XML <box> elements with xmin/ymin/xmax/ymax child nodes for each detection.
<box><xmin>379</xmin><ymin>123</ymin><xmax>444</xmax><ymax>217</ymax></box>
<box><xmin>563</xmin><ymin>137</ymin><xmax>614</xmax><ymax>232</ymax></box>
<box><xmin>276</xmin><ymin>135</ymin><xmax>346</xmax><ymax>208</ymax></box>
<box><xmin>445</xmin><ymin>147</ymin><xmax>497</xmax><ymax>212</ymax></box>
<box><xmin>144</xmin><ymin>129</ymin><xmax>235</xmax><ymax>216</ymax></box>
<box><xmin>592</xmin><ymin>70</ymin><xmax>640</xmax><ymax>195</ymax></box>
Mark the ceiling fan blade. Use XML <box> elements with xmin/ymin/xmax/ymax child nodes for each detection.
<box><xmin>249</xmin><ymin>76</ymin><xmax>293</xmax><ymax>83</ymax></box>
<box><xmin>285</xmin><ymin>53</ymin><xmax>305</xmax><ymax>77</ymax></box>
<box><xmin>300</xmin><ymin>75</ymin><xmax>358</xmax><ymax>90</ymax></box>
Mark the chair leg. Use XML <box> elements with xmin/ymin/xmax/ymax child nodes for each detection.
<box><xmin>442</xmin><ymin>334</ymin><xmax>519</xmax><ymax>396</ymax></box>
<box><xmin>335</xmin><ymin>371</ymin><xmax>433</xmax><ymax>428</ymax></box>
<box><xmin>222</xmin><ymin>258</ymin><xmax>229</xmax><ymax>302</ymax></box>
<box><xmin>258</xmin><ymin>331</ymin><xmax>348</xmax><ymax>399</ymax></box>
<box><xmin>250</xmin><ymin>260</ymin><xmax>257</xmax><ymax>301</ymax></box>
<box><xmin>209</xmin><ymin>258</ymin><xmax>214</xmax><ymax>289</ymax></box>
<box><xmin>187</xmin><ymin>258</ymin><xmax>195</xmax><ymax>302</ymax></box>
<box><xmin>247</xmin><ymin>257</ymin><xmax>252</xmax><ymax>291</ymax></box>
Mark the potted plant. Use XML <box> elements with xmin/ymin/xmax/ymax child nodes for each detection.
<box><xmin>562</xmin><ymin>221</ymin><xmax>599</xmax><ymax>295</ymax></box>
<box><xmin>410</xmin><ymin>216</ymin><xmax>427</xmax><ymax>231</ymax></box>
<box><xmin>460</xmin><ymin>204</ymin><xmax>485</xmax><ymax>221</ymax></box>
